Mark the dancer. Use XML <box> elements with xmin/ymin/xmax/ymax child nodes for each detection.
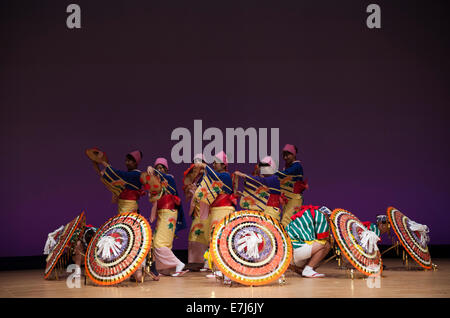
<box><xmin>275</xmin><ymin>144</ymin><xmax>308</xmax><ymax>228</ymax></box>
<box><xmin>183</xmin><ymin>154</ymin><xmax>211</xmax><ymax>271</ymax></box>
<box><xmin>192</xmin><ymin>151</ymin><xmax>236</xmax><ymax>280</ymax></box>
<box><xmin>93</xmin><ymin>150</ymin><xmax>148</xmax><ymax>281</ymax></box>
<box><xmin>70</xmin><ymin>225</ymin><xmax>98</xmax><ymax>280</ymax></box>
<box><xmin>92</xmin><ymin>150</ymin><xmax>144</xmax><ymax>214</ymax></box>
<box><xmin>233</xmin><ymin>156</ymin><xmax>284</xmax><ymax>221</ymax></box>
<box><xmin>148</xmin><ymin>157</ymin><xmax>188</xmax><ymax>277</ymax></box>
<box><xmin>193</xmin><ymin>151</ymin><xmax>236</xmax><ymax>242</ymax></box>
<box><xmin>285</xmin><ymin>205</ymin><xmax>331</xmax><ymax>278</ymax></box>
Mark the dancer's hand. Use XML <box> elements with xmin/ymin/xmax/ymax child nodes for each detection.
<box><xmin>234</xmin><ymin>171</ymin><xmax>246</xmax><ymax>178</ymax></box>
<box><xmin>194</xmin><ymin>163</ymin><xmax>207</xmax><ymax>169</ymax></box>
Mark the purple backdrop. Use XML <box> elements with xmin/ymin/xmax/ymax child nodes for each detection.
<box><xmin>1</xmin><ymin>0</ymin><xmax>449</xmax><ymax>257</ymax></box>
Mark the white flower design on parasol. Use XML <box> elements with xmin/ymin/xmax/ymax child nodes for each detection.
<box><xmin>97</xmin><ymin>235</ymin><xmax>122</xmax><ymax>260</ymax></box>
<box><xmin>237</xmin><ymin>230</ymin><xmax>263</xmax><ymax>259</ymax></box>
<box><xmin>408</xmin><ymin>220</ymin><xmax>430</xmax><ymax>246</ymax></box>
<box><xmin>360</xmin><ymin>228</ymin><xmax>380</xmax><ymax>254</ymax></box>
<box><xmin>43</xmin><ymin>225</ymin><xmax>64</xmax><ymax>255</ymax></box>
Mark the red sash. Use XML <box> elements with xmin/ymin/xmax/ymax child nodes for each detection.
<box><xmin>293</xmin><ymin>180</ymin><xmax>308</xmax><ymax>194</ymax></box>
<box><xmin>266</xmin><ymin>194</ymin><xmax>281</xmax><ymax>208</ymax></box>
<box><xmin>119</xmin><ymin>189</ymin><xmax>142</xmax><ymax>201</ymax></box>
<box><xmin>157</xmin><ymin>194</ymin><xmax>181</xmax><ymax>210</ymax></box>
<box><xmin>291</xmin><ymin>205</ymin><xmax>320</xmax><ymax>221</ymax></box>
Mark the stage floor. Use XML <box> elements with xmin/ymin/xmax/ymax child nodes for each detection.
<box><xmin>1</xmin><ymin>259</ymin><xmax>449</xmax><ymax>298</ymax></box>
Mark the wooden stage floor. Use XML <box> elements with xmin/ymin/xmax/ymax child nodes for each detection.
<box><xmin>1</xmin><ymin>259</ymin><xmax>449</xmax><ymax>298</ymax></box>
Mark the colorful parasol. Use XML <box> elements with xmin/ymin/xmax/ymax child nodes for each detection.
<box><xmin>85</xmin><ymin>213</ymin><xmax>152</xmax><ymax>286</ymax></box>
<box><xmin>210</xmin><ymin>210</ymin><xmax>292</xmax><ymax>286</ymax></box>
<box><xmin>330</xmin><ymin>209</ymin><xmax>382</xmax><ymax>276</ymax></box>
<box><xmin>44</xmin><ymin>212</ymin><xmax>86</xmax><ymax>279</ymax></box>
<box><xmin>387</xmin><ymin>207</ymin><xmax>431</xmax><ymax>269</ymax></box>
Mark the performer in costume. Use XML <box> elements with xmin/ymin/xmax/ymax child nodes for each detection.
<box><xmin>192</xmin><ymin>151</ymin><xmax>237</xmax><ymax>279</ymax></box>
<box><xmin>148</xmin><ymin>157</ymin><xmax>188</xmax><ymax>277</ymax></box>
<box><xmin>285</xmin><ymin>205</ymin><xmax>331</xmax><ymax>278</ymax></box>
<box><xmin>233</xmin><ymin>156</ymin><xmax>285</xmax><ymax>221</ymax></box>
<box><xmin>275</xmin><ymin>144</ymin><xmax>308</xmax><ymax>228</ymax></box>
<box><xmin>92</xmin><ymin>150</ymin><xmax>145</xmax><ymax>214</ymax></box>
<box><xmin>70</xmin><ymin>225</ymin><xmax>98</xmax><ymax>280</ymax></box>
<box><xmin>375</xmin><ymin>214</ymin><xmax>390</xmax><ymax>236</ymax></box>
<box><xmin>92</xmin><ymin>150</ymin><xmax>147</xmax><ymax>282</ymax></box>
<box><xmin>193</xmin><ymin>151</ymin><xmax>237</xmax><ymax>242</ymax></box>
<box><xmin>183</xmin><ymin>154</ymin><xmax>211</xmax><ymax>271</ymax></box>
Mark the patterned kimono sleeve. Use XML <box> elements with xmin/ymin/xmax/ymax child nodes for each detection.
<box><xmin>105</xmin><ymin>166</ymin><xmax>141</xmax><ymax>190</ymax></box>
<box><xmin>245</xmin><ymin>174</ymin><xmax>263</xmax><ymax>185</ymax></box>
<box><xmin>108</xmin><ymin>166</ymin><xmax>132</xmax><ymax>181</ymax></box>
<box><xmin>314</xmin><ymin>210</ymin><xmax>330</xmax><ymax>240</ymax></box>
<box><xmin>163</xmin><ymin>173</ymin><xmax>177</xmax><ymax>195</ymax></box>
<box><xmin>249</xmin><ymin>175</ymin><xmax>281</xmax><ymax>194</ymax></box>
<box><xmin>275</xmin><ymin>161</ymin><xmax>304</xmax><ymax>179</ymax></box>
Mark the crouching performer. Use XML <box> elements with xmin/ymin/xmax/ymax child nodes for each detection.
<box><xmin>286</xmin><ymin>205</ymin><xmax>331</xmax><ymax>278</ymax></box>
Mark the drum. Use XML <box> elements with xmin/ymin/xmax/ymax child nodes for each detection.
<box><xmin>210</xmin><ymin>210</ymin><xmax>292</xmax><ymax>286</ymax></box>
<box><xmin>85</xmin><ymin>213</ymin><xmax>152</xmax><ymax>286</ymax></box>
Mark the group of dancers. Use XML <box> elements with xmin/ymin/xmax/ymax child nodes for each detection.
<box><xmin>45</xmin><ymin>143</ymin><xmax>387</xmax><ymax>283</ymax></box>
